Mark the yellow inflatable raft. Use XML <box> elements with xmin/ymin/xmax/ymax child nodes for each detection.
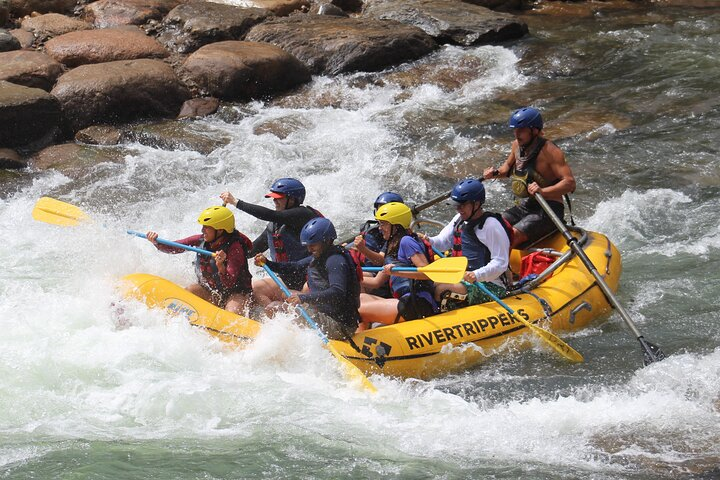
<box><xmin>121</xmin><ymin>228</ymin><xmax>621</xmax><ymax>379</ymax></box>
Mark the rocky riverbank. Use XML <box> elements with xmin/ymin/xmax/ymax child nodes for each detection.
<box><xmin>0</xmin><ymin>0</ymin><xmax>532</xmax><ymax>171</ymax></box>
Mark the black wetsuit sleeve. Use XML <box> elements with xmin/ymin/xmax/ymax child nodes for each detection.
<box><xmin>235</xmin><ymin>200</ymin><xmax>316</xmax><ymax>231</ymax></box>
<box><xmin>249</xmin><ymin>227</ymin><xmax>268</xmax><ymax>257</ymax></box>
<box><xmin>265</xmin><ymin>256</ymin><xmax>311</xmax><ymax>276</ymax></box>
<box><xmin>299</xmin><ymin>254</ymin><xmax>347</xmax><ymax>306</ymax></box>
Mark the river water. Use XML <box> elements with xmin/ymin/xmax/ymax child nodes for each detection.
<box><xmin>2</xmin><ymin>2</ymin><xmax>719</xmax><ymax>479</ymax></box>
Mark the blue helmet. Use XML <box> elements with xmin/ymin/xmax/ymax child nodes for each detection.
<box><xmin>509</xmin><ymin>107</ymin><xmax>543</xmax><ymax>130</ymax></box>
<box><xmin>450</xmin><ymin>178</ymin><xmax>485</xmax><ymax>205</ymax></box>
<box><xmin>265</xmin><ymin>178</ymin><xmax>306</xmax><ymax>204</ymax></box>
<box><xmin>300</xmin><ymin>217</ymin><xmax>337</xmax><ymax>245</ymax></box>
<box><xmin>374</xmin><ymin>191</ymin><xmax>404</xmax><ymax>210</ymax></box>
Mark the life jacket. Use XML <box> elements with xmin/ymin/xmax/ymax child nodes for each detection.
<box><xmin>194</xmin><ymin>230</ymin><xmax>253</xmax><ymax>293</ymax></box>
<box><xmin>451</xmin><ymin>213</ymin><xmax>513</xmax><ymax>271</ymax></box>
<box><xmin>267</xmin><ymin>206</ymin><xmax>323</xmax><ymax>262</ymax></box>
<box><xmin>306</xmin><ymin>245</ymin><xmax>362</xmax><ymax>327</ymax></box>
<box><xmin>387</xmin><ymin>234</ymin><xmax>435</xmax><ymax>299</ymax></box>
<box><xmin>510</xmin><ymin>137</ymin><xmax>559</xmax><ymax>198</ymax></box>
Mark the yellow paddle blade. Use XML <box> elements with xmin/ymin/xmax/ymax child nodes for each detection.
<box><xmin>417</xmin><ymin>256</ymin><xmax>468</xmax><ymax>283</ymax></box>
<box><xmin>515</xmin><ymin>315</ymin><xmax>584</xmax><ymax>363</ymax></box>
<box><xmin>32</xmin><ymin>197</ymin><xmax>90</xmax><ymax>226</ymax></box>
<box><xmin>328</xmin><ymin>343</ymin><xmax>377</xmax><ymax>393</ymax></box>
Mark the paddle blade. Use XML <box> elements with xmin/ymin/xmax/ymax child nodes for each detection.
<box><xmin>32</xmin><ymin>197</ymin><xmax>90</xmax><ymax>226</ymax></box>
<box><xmin>517</xmin><ymin>316</ymin><xmax>584</xmax><ymax>363</ymax></box>
<box><xmin>418</xmin><ymin>256</ymin><xmax>468</xmax><ymax>283</ymax></box>
<box><xmin>328</xmin><ymin>343</ymin><xmax>377</xmax><ymax>393</ymax></box>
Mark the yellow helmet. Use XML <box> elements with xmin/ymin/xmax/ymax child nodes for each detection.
<box><xmin>197</xmin><ymin>206</ymin><xmax>234</xmax><ymax>233</ymax></box>
<box><xmin>374</xmin><ymin>202</ymin><xmax>412</xmax><ymax>229</ymax></box>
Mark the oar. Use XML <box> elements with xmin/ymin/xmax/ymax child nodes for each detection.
<box><xmin>362</xmin><ymin>256</ymin><xmax>468</xmax><ymax>284</ymax></box>
<box><xmin>474</xmin><ymin>281</ymin><xmax>584</xmax><ymax>362</ymax></box>
<box><xmin>32</xmin><ymin>197</ymin><xmax>217</xmax><ymax>257</ymax></box>
<box><xmin>126</xmin><ymin>230</ymin><xmax>215</xmax><ymax>257</ymax></box>
<box><xmin>340</xmin><ymin>191</ymin><xmax>451</xmax><ymax>244</ymax></box>
<box><xmin>261</xmin><ymin>264</ymin><xmax>377</xmax><ymax>393</ymax></box>
<box><xmin>534</xmin><ymin>193</ymin><xmax>665</xmax><ymax>366</ymax></box>
<box><xmin>427</xmin><ymin>245</ymin><xmax>583</xmax><ymax>362</ymax></box>
<box><xmin>32</xmin><ymin>196</ymin><xmax>89</xmax><ymax>226</ymax></box>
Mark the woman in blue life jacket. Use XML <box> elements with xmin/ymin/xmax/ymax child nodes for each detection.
<box><xmin>146</xmin><ymin>206</ymin><xmax>254</xmax><ymax>314</ymax></box>
<box><xmin>255</xmin><ymin>217</ymin><xmax>362</xmax><ymax>340</ymax></box>
<box><xmin>220</xmin><ymin>178</ymin><xmax>322</xmax><ymax>308</ymax></box>
<box><xmin>419</xmin><ymin>179</ymin><xmax>510</xmax><ymax>311</ymax></box>
<box><xmin>357</xmin><ymin>202</ymin><xmax>437</xmax><ymax>330</ymax></box>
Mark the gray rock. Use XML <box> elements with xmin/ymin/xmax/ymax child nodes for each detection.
<box><xmin>83</xmin><ymin>0</ymin><xmax>184</xmax><ymax>28</ymax></box>
<box><xmin>124</xmin><ymin>120</ymin><xmax>231</xmax><ymax>155</ymax></box>
<box><xmin>234</xmin><ymin>0</ymin><xmax>309</xmax><ymax>16</ymax></box>
<box><xmin>245</xmin><ymin>15</ymin><xmax>437</xmax><ymax>75</ymax></box>
<box><xmin>0</xmin><ymin>50</ymin><xmax>64</xmax><ymax>91</ymax></box>
<box><xmin>0</xmin><ymin>80</ymin><xmax>61</xmax><ymax>148</ymax></box>
<box><xmin>0</xmin><ymin>148</ymin><xmax>26</xmax><ymax>169</ymax></box>
<box><xmin>31</xmin><ymin>142</ymin><xmax>127</xmax><ymax>177</ymax></box>
<box><xmin>45</xmin><ymin>26</ymin><xmax>169</xmax><ymax>67</ymax></box>
<box><xmin>0</xmin><ymin>28</ymin><xmax>21</xmax><ymax>52</ymax></box>
<box><xmin>51</xmin><ymin>58</ymin><xmax>190</xmax><ymax>132</ymax></box>
<box><xmin>312</xmin><ymin>3</ymin><xmax>348</xmax><ymax>16</ymax></box>
<box><xmin>159</xmin><ymin>2</ymin><xmax>271</xmax><ymax>54</ymax></box>
<box><xmin>363</xmin><ymin>0</ymin><xmax>528</xmax><ymax>46</ymax></box>
<box><xmin>181</xmin><ymin>40</ymin><xmax>311</xmax><ymax>100</ymax></box>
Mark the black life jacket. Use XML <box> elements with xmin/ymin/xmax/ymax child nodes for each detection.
<box><xmin>451</xmin><ymin>213</ymin><xmax>513</xmax><ymax>271</ymax></box>
<box><xmin>267</xmin><ymin>206</ymin><xmax>323</xmax><ymax>262</ymax></box>
<box><xmin>195</xmin><ymin>230</ymin><xmax>252</xmax><ymax>293</ymax></box>
<box><xmin>306</xmin><ymin>245</ymin><xmax>362</xmax><ymax>326</ymax></box>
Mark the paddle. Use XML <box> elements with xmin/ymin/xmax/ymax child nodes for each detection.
<box><xmin>126</xmin><ymin>230</ymin><xmax>215</xmax><ymax>257</ymax></box>
<box><xmin>474</xmin><ymin>281</ymin><xmax>584</xmax><ymax>362</ymax></box>
<box><xmin>341</xmin><ymin>191</ymin><xmax>451</xmax><ymax>245</ymax></box>
<box><xmin>261</xmin><ymin>264</ymin><xmax>377</xmax><ymax>393</ymax></box>
<box><xmin>534</xmin><ymin>193</ymin><xmax>665</xmax><ymax>365</ymax></box>
<box><xmin>32</xmin><ymin>196</ymin><xmax>89</xmax><ymax>226</ymax></box>
<box><xmin>32</xmin><ymin>197</ymin><xmax>217</xmax><ymax>257</ymax></box>
<box><xmin>427</xmin><ymin>245</ymin><xmax>583</xmax><ymax>362</ymax></box>
<box><xmin>362</xmin><ymin>256</ymin><xmax>468</xmax><ymax>284</ymax></box>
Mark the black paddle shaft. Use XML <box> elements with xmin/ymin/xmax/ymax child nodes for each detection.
<box><xmin>535</xmin><ymin>194</ymin><xmax>665</xmax><ymax>365</ymax></box>
<box><xmin>340</xmin><ymin>191</ymin><xmax>451</xmax><ymax>245</ymax></box>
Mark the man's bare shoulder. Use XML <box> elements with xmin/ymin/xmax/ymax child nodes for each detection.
<box><xmin>540</xmin><ymin>139</ymin><xmax>566</xmax><ymax>163</ymax></box>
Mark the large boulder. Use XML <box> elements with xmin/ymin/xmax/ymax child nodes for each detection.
<box><xmin>21</xmin><ymin>13</ymin><xmax>93</xmax><ymax>43</ymax></box>
<box><xmin>124</xmin><ymin>120</ymin><xmax>231</xmax><ymax>154</ymax></box>
<box><xmin>181</xmin><ymin>40</ymin><xmax>311</xmax><ymax>100</ymax></box>
<box><xmin>0</xmin><ymin>148</ymin><xmax>26</xmax><ymax>169</ymax></box>
<box><xmin>45</xmin><ymin>27</ymin><xmax>169</xmax><ymax>67</ymax></box>
<box><xmin>8</xmin><ymin>0</ymin><xmax>77</xmax><ymax>16</ymax></box>
<box><xmin>31</xmin><ymin>142</ymin><xmax>128</xmax><ymax>177</ymax></box>
<box><xmin>160</xmin><ymin>2</ymin><xmax>271</xmax><ymax>54</ymax></box>
<box><xmin>0</xmin><ymin>80</ymin><xmax>61</xmax><ymax>148</ymax></box>
<box><xmin>245</xmin><ymin>15</ymin><xmax>436</xmax><ymax>75</ymax></box>
<box><xmin>50</xmin><ymin>58</ymin><xmax>190</xmax><ymax>132</ymax></box>
<box><xmin>0</xmin><ymin>28</ymin><xmax>20</xmax><ymax>52</ymax></box>
<box><xmin>0</xmin><ymin>50</ymin><xmax>64</xmax><ymax>90</ymax></box>
<box><xmin>83</xmin><ymin>0</ymin><xmax>184</xmax><ymax>28</ymax></box>
<box><xmin>362</xmin><ymin>0</ymin><xmax>528</xmax><ymax>46</ymax></box>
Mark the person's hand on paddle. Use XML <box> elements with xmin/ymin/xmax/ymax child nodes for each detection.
<box><xmin>219</xmin><ymin>191</ymin><xmax>237</xmax><ymax>206</ymax></box>
<box><xmin>146</xmin><ymin>231</ymin><xmax>159</xmax><ymax>246</ymax></box>
<box><xmin>463</xmin><ymin>271</ymin><xmax>477</xmax><ymax>283</ymax></box>
<box><xmin>383</xmin><ymin>263</ymin><xmax>396</xmax><ymax>275</ymax></box>
<box><xmin>527</xmin><ymin>182</ymin><xmax>543</xmax><ymax>196</ymax></box>
<box><xmin>254</xmin><ymin>253</ymin><xmax>267</xmax><ymax>266</ymax></box>
<box><xmin>352</xmin><ymin>235</ymin><xmax>367</xmax><ymax>253</ymax></box>
<box><xmin>286</xmin><ymin>293</ymin><xmax>302</xmax><ymax>305</ymax></box>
